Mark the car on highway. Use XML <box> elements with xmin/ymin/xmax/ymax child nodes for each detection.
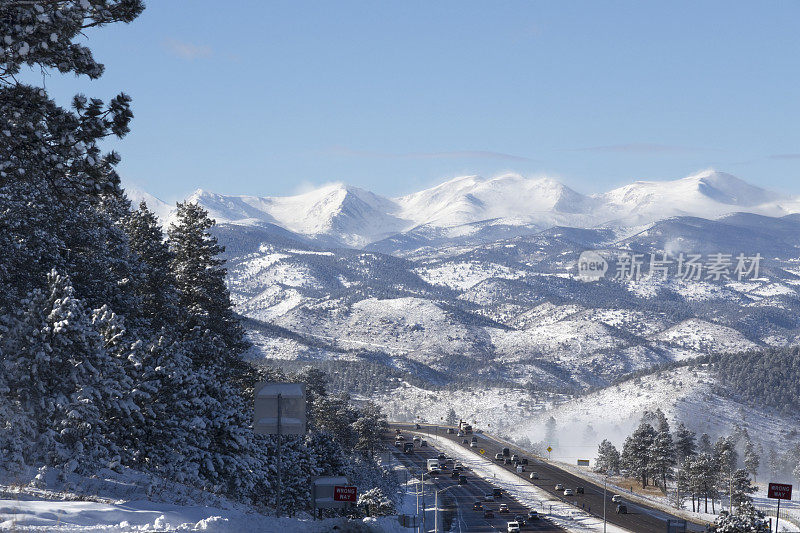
<box><xmin>502</xmin><ymin>447</ymin><xmax>510</xmax><ymax>456</ymax></box>
<box><xmin>413</xmin><ymin>435</ymin><xmax>420</xmax><ymax>442</ymax></box>
<box><xmin>564</xmin><ymin>488</ymin><xmax>574</xmax><ymax>496</ymax></box>
<box><xmin>471</xmin><ymin>436</ymin><xmax>478</xmax><ymax>443</ymax></box>
<box><xmin>527</xmin><ymin>509</ymin><xmax>540</xmax><ymax>520</ymax></box>
<box><xmin>470</xmin><ymin>441</ymin><xmax>478</xmax><ymax>448</ymax></box>
<box><xmin>394</xmin><ymin>440</ymin><xmax>402</xmax><ymax>447</ymax></box>
<box><xmin>498</xmin><ymin>503</ymin><xmax>509</xmax><ymax>513</ymax></box>
<box><xmin>612</xmin><ymin>494</ymin><xmax>622</xmax><ymax>503</ymax></box>
<box><xmin>483</xmin><ymin>509</ymin><xmax>494</xmax><ymax>518</ymax></box>
<box><xmin>403</xmin><ymin>442</ymin><xmax>414</xmax><ymax>453</ymax></box>
<box><xmin>457</xmin><ymin>431</ymin><xmax>464</xmax><ymax>437</ymax></box>
<box><xmin>515</xmin><ymin>465</ymin><xmax>525</xmax><ymax>473</ymax></box>
<box><xmin>462</xmin><ymin>438</ymin><xmax>469</xmax><ymax>444</ymax></box>
<box><xmin>458</xmin><ymin>475</ymin><xmax>467</xmax><ymax>485</ymax></box>
<box><xmin>555</xmin><ymin>483</ymin><xmax>564</xmax><ymax>491</ymax></box>
<box><xmin>616</xmin><ymin>504</ymin><xmax>628</xmax><ymax>514</ymax></box>
<box><xmin>446</xmin><ymin>428</ymin><xmax>454</xmax><ymax>434</ymax></box>
<box><xmin>495</xmin><ymin>452</ymin><xmax>503</xmax><ymax>460</ymax></box>
<box><xmin>473</xmin><ymin>500</ymin><xmax>483</xmax><ymax>510</ymax></box>
<box><xmin>451</xmin><ymin>470</ymin><xmax>461</xmax><ymax>479</ymax></box>
<box><xmin>493</xmin><ymin>488</ymin><xmax>503</xmax><ymax>499</ymax></box>
<box><xmin>483</xmin><ymin>494</ymin><xmax>494</xmax><ymax>502</ymax></box>
<box><xmin>420</xmin><ymin>440</ymin><xmax>428</xmax><ymax>447</ymax></box>
<box><xmin>506</xmin><ymin>521</ymin><xmax>520</xmax><ymax>533</ymax></box>
<box><xmin>414</xmin><ymin>423</ymin><xmax>421</xmax><ymax>429</ymax></box>
<box><xmin>503</xmin><ymin>458</ymin><xmax>511</xmax><ymax>465</ymax></box>
<box><xmin>529</xmin><ymin>472</ymin><xmax>539</xmax><ymax>479</ymax></box>
<box><xmin>520</xmin><ymin>458</ymin><xmax>528</xmax><ymax>465</ymax></box>
<box><xmin>513</xmin><ymin>514</ymin><xmax>526</xmax><ymax>526</ymax></box>
<box><xmin>576</xmin><ymin>486</ymin><xmax>584</xmax><ymax>494</ymax></box>
<box><xmin>396</xmin><ymin>434</ymin><xmax>405</xmax><ymax>440</ymax></box>
<box><xmin>511</xmin><ymin>454</ymin><xmax>519</xmax><ymax>462</ymax></box>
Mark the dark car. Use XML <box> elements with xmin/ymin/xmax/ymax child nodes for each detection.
<box><xmin>437</xmin><ymin>453</ymin><xmax>447</xmax><ymax>461</ymax></box>
<box><xmin>458</xmin><ymin>475</ymin><xmax>467</xmax><ymax>485</ymax></box>
<box><xmin>473</xmin><ymin>501</ymin><xmax>483</xmax><ymax>511</ymax></box>
<box><xmin>511</xmin><ymin>454</ymin><xmax>519</xmax><ymax>462</ymax></box>
<box><xmin>446</xmin><ymin>428</ymin><xmax>455</xmax><ymax>434</ymax></box>
<box><xmin>520</xmin><ymin>458</ymin><xmax>528</xmax><ymax>465</ymax></box>
<box><xmin>420</xmin><ymin>440</ymin><xmax>428</xmax><ymax>447</ymax></box>
<box><xmin>616</xmin><ymin>504</ymin><xmax>628</xmax><ymax>514</ymax></box>
<box><xmin>493</xmin><ymin>488</ymin><xmax>503</xmax><ymax>499</ymax></box>
<box><xmin>414</xmin><ymin>423</ymin><xmax>421</xmax><ymax>429</ymax></box>
<box><xmin>527</xmin><ymin>509</ymin><xmax>540</xmax><ymax>520</ymax></box>
<box><xmin>451</xmin><ymin>470</ymin><xmax>461</xmax><ymax>479</ymax></box>
<box><xmin>471</xmin><ymin>436</ymin><xmax>478</xmax><ymax>442</ymax></box>
<box><xmin>403</xmin><ymin>442</ymin><xmax>414</xmax><ymax>453</ymax></box>
<box><xmin>514</xmin><ymin>514</ymin><xmax>526</xmax><ymax>526</ymax></box>
<box><xmin>576</xmin><ymin>486</ymin><xmax>584</xmax><ymax>494</ymax></box>
<box><xmin>462</xmin><ymin>438</ymin><xmax>469</xmax><ymax>444</ymax></box>
<box><xmin>504</xmin><ymin>458</ymin><xmax>512</xmax><ymax>465</ymax></box>
<box><xmin>502</xmin><ymin>447</ymin><xmax>510</xmax><ymax>457</ymax></box>
<box><xmin>483</xmin><ymin>509</ymin><xmax>494</xmax><ymax>519</ymax></box>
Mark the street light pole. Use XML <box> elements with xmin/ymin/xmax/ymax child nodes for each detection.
<box><xmin>603</xmin><ymin>471</ymin><xmax>607</xmax><ymax>533</ymax></box>
<box><xmin>434</xmin><ymin>484</ymin><xmax>459</xmax><ymax>533</ymax></box>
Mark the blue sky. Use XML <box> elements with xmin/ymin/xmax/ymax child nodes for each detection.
<box><xmin>33</xmin><ymin>1</ymin><xmax>800</xmax><ymax>202</ymax></box>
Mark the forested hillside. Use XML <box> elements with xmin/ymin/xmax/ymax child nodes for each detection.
<box><xmin>0</xmin><ymin>0</ymin><xmax>394</xmax><ymax>519</ymax></box>
<box><xmin>716</xmin><ymin>346</ymin><xmax>800</xmax><ymax>415</ymax></box>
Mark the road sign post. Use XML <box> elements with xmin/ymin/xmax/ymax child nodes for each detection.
<box><xmin>768</xmin><ymin>483</ymin><xmax>792</xmax><ymax>532</ymax></box>
<box><xmin>254</xmin><ymin>383</ymin><xmax>306</xmax><ymax>518</ymax></box>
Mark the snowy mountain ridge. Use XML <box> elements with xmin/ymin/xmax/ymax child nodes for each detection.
<box><xmin>130</xmin><ymin>170</ymin><xmax>800</xmax><ymax>248</ymax></box>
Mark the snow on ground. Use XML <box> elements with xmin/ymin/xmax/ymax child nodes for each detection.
<box><xmin>651</xmin><ymin>318</ymin><xmax>758</xmax><ymax>353</ymax></box>
<box><xmin>365</xmin><ymin>382</ymin><xmax>562</xmax><ymax>437</ymax></box>
<box><xmin>425</xmin><ymin>433</ymin><xmax>633</xmax><ymax>533</ymax></box>
<box><xmin>519</xmin><ymin>365</ymin><xmax>800</xmax><ymax>468</ymax></box>
<box><xmin>414</xmin><ymin>261</ymin><xmax>523</xmax><ymax>291</ymax></box>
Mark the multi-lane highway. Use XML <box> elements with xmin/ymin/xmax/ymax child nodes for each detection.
<box><xmin>394</xmin><ymin>423</ymin><xmax>708</xmax><ymax>533</ymax></box>
<box><xmin>387</xmin><ymin>430</ymin><xmax>564</xmax><ymax>532</ymax></box>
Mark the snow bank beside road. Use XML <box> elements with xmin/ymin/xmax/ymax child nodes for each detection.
<box><xmin>428</xmin><ymin>434</ymin><xmax>632</xmax><ymax>533</ymax></box>
<box><xmin>0</xmin><ymin>497</ymin><xmax>407</xmax><ymax>532</ymax></box>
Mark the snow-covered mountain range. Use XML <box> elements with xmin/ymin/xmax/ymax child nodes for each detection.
<box><xmin>132</xmin><ymin>170</ymin><xmax>800</xmax><ymax>446</ymax></box>
<box><xmin>131</xmin><ymin>169</ymin><xmax>800</xmax><ymax>249</ymax></box>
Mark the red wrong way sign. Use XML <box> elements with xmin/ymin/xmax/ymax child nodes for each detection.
<box><xmin>333</xmin><ymin>485</ymin><xmax>357</xmax><ymax>502</ymax></box>
<box><xmin>768</xmin><ymin>483</ymin><xmax>792</xmax><ymax>500</ymax></box>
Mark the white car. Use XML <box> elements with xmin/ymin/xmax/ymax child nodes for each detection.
<box><xmin>529</xmin><ymin>472</ymin><xmax>539</xmax><ymax>479</ymax></box>
<box><xmin>564</xmin><ymin>488</ymin><xmax>574</xmax><ymax>496</ymax></box>
<box><xmin>555</xmin><ymin>483</ymin><xmax>564</xmax><ymax>491</ymax></box>
<box><xmin>470</xmin><ymin>441</ymin><xmax>478</xmax><ymax>448</ymax></box>
<box><xmin>612</xmin><ymin>494</ymin><xmax>622</xmax><ymax>503</ymax></box>
<box><xmin>495</xmin><ymin>453</ymin><xmax>504</xmax><ymax>460</ymax></box>
<box><xmin>507</xmin><ymin>522</ymin><xmax>520</xmax><ymax>533</ymax></box>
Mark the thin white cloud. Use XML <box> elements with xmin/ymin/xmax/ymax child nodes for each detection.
<box><xmin>328</xmin><ymin>146</ymin><xmax>536</xmax><ymax>162</ymax></box>
<box><xmin>163</xmin><ymin>38</ymin><xmax>212</xmax><ymax>60</ymax></box>
<box><xmin>573</xmin><ymin>143</ymin><xmax>702</xmax><ymax>154</ymax></box>
<box><xmin>769</xmin><ymin>153</ymin><xmax>800</xmax><ymax>160</ymax></box>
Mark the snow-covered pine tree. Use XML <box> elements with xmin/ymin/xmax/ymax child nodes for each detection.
<box><xmin>595</xmin><ymin>439</ymin><xmax>621</xmax><ymax>474</ymax></box>
<box><xmin>621</xmin><ymin>420</ymin><xmax>656</xmax><ymax>487</ymax></box>
<box><xmin>122</xmin><ymin>201</ymin><xmax>181</xmax><ymax>328</ymax></box>
<box><xmin>1</xmin><ymin>271</ymin><xmax>131</xmax><ymax>471</ymax></box>
<box><xmin>650</xmin><ymin>416</ymin><xmax>676</xmax><ymax>491</ymax></box>
<box><xmin>708</xmin><ymin>501</ymin><xmax>769</xmax><ymax>533</ymax></box>
<box><xmin>168</xmin><ymin>201</ymin><xmax>248</xmax><ymax>375</ymax></box>
<box><xmin>730</xmin><ymin>469</ymin><xmax>757</xmax><ymax>508</ymax></box>
<box><xmin>687</xmin><ymin>452</ymin><xmax>719</xmax><ymax>514</ymax></box>
<box><xmin>674</xmin><ymin>423</ymin><xmax>697</xmax><ymax>466</ymax></box>
<box><xmin>743</xmin><ymin>438</ymin><xmax>760</xmax><ymax>483</ymax></box>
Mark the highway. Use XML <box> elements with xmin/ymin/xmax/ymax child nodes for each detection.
<box><xmin>394</xmin><ymin>423</ymin><xmax>708</xmax><ymax>533</ymax></box>
<box><xmin>387</xmin><ymin>430</ymin><xmax>565</xmax><ymax>532</ymax></box>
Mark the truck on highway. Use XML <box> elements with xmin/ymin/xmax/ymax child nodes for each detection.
<box><xmin>426</xmin><ymin>458</ymin><xmax>441</xmax><ymax>474</ymax></box>
<box><xmin>459</xmin><ymin>420</ymin><xmax>473</xmax><ymax>434</ymax></box>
